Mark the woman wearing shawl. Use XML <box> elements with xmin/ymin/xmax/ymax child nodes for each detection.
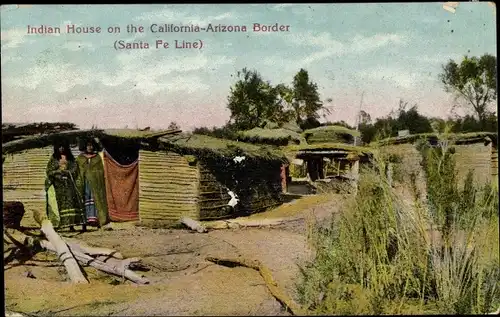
<box><xmin>45</xmin><ymin>140</ymin><xmax>85</xmax><ymax>231</ymax></box>
<box><xmin>76</xmin><ymin>138</ymin><xmax>109</xmax><ymax>229</ymax></box>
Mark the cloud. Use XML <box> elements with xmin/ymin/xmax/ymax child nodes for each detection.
<box><xmin>62</xmin><ymin>41</ymin><xmax>95</xmax><ymax>52</ymax></box>
<box><xmin>7</xmin><ymin>63</ymin><xmax>93</xmax><ymax>93</ymax></box>
<box><xmin>271</xmin><ymin>3</ymin><xmax>314</xmax><ymax>15</ymax></box>
<box><xmin>134</xmin><ymin>8</ymin><xmax>236</xmax><ymax>26</ymax></box>
<box><xmin>64</xmin><ymin>97</ymin><xmax>104</xmax><ymax>110</ymax></box>
<box><xmin>1</xmin><ymin>27</ymin><xmax>33</xmax><ymax>49</ymax></box>
<box><xmin>98</xmin><ymin>50</ymin><xmax>233</xmax><ymax>95</ymax></box>
<box><xmin>133</xmin><ymin>75</ymin><xmax>209</xmax><ymax>96</ymax></box>
<box><xmin>283</xmin><ymin>32</ymin><xmax>408</xmax><ymax>67</ymax></box>
<box><xmin>272</xmin><ymin>4</ymin><xmax>309</xmax><ymax>10</ymax></box>
<box><xmin>419</xmin><ymin>53</ymin><xmax>463</xmax><ymax>64</ymax></box>
<box><xmin>350</xmin><ymin>33</ymin><xmax>408</xmax><ymax>53</ymax></box>
<box><xmin>357</xmin><ymin>66</ymin><xmax>433</xmax><ymax>89</ymax></box>
<box><xmin>1</xmin><ymin>54</ymin><xmax>22</xmax><ymax>65</ymax></box>
<box><xmin>1</xmin><ymin>21</ymin><xmax>71</xmax><ymax>50</ymax></box>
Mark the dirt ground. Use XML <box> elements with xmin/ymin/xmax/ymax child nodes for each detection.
<box><xmin>4</xmin><ymin>194</ymin><xmax>347</xmax><ymax>316</ymax></box>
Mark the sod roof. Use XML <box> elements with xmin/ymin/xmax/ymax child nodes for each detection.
<box><xmin>373</xmin><ymin>132</ymin><xmax>498</xmax><ymax>146</ymax></box>
<box><xmin>159</xmin><ymin>133</ymin><xmax>287</xmax><ymax>162</ymax></box>
<box><xmin>2</xmin><ymin>129</ymin><xmax>180</xmax><ymax>155</ymax></box>
<box><xmin>286</xmin><ymin>142</ymin><xmax>373</xmax><ymax>156</ymax></box>
<box><xmin>237</xmin><ymin>127</ymin><xmax>305</xmax><ymax>145</ymax></box>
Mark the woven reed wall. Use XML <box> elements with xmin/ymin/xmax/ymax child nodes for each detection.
<box><xmin>3</xmin><ymin>146</ymin><xmax>80</xmax><ymax>227</ymax></box>
<box><xmin>454</xmin><ymin>143</ymin><xmax>492</xmax><ymax>186</ymax></box>
<box><xmin>379</xmin><ymin>144</ymin><xmax>428</xmax><ymax>202</ymax></box>
<box><xmin>138</xmin><ymin>150</ymin><xmax>200</xmax><ymax>227</ymax></box>
<box><xmin>234</xmin><ymin>161</ymin><xmax>284</xmax><ymax>215</ymax></box>
<box><xmin>198</xmin><ymin>164</ymin><xmax>234</xmax><ymax>220</ymax></box>
<box><xmin>197</xmin><ymin>158</ymin><xmax>284</xmax><ymax>217</ymax></box>
<box><xmin>491</xmin><ymin>147</ymin><xmax>498</xmax><ymax>188</ymax></box>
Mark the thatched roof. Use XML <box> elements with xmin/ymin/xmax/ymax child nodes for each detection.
<box><xmin>2</xmin><ymin>129</ymin><xmax>181</xmax><ymax>155</ymax></box>
<box><xmin>374</xmin><ymin>132</ymin><xmax>498</xmax><ymax>146</ymax></box>
<box><xmin>287</xmin><ymin>142</ymin><xmax>373</xmax><ymax>156</ymax></box>
<box><xmin>237</xmin><ymin>127</ymin><xmax>305</xmax><ymax>146</ymax></box>
<box><xmin>159</xmin><ymin>133</ymin><xmax>287</xmax><ymax>162</ymax></box>
<box><xmin>102</xmin><ymin>129</ymin><xmax>181</xmax><ymax>139</ymax></box>
<box><xmin>302</xmin><ymin>125</ymin><xmax>360</xmax><ymax>144</ymax></box>
<box><xmin>2</xmin><ymin>122</ymin><xmax>79</xmax><ymax>143</ymax></box>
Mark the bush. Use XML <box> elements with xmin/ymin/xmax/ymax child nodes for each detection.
<box><xmin>296</xmin><ymin>137</ymin><xmax>499</xmax><ymax>314</ymax></box>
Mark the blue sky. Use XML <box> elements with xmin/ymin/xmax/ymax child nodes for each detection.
<box><xmin>1</xmin><ymin>3</ymin><xmax>497</xmax><ymax>130</ymax></box>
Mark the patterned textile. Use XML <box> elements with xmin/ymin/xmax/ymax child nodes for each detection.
<box><xmin>84</xmin><ymin>179</ymin><xmax>99</xmax><ymax>225</ymax></box>
<box><xmin>45</xmin><ymin>156</ymin><xmax>85</xmax><ymax>228</ymax></box>
<box><xmin>76</xmin><ymin>153</ymin><xmax>109</xmax><ymax>226</ymax></box>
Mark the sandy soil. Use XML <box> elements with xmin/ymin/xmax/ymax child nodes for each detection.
<box><xmin>4</xmin><ymin>194</ymin><xmax>347</xmax><ymax>316</ymax></box>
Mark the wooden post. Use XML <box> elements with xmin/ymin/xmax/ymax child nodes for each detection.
<box><xmin>40</xmin><ymin>219</ymin><xmax>88</xmax><ymax>284</ymax></box>
<box><xmin>387</xmin><ymin>162</ymin><xmax>393</xmax><ymax>188</ymax></box>
<box><xmin>180</xmin><ymin>217</ymin><xmax>207</xmax><ymax>233</ymax></box>
<box><xmin>40</xmin><ymin>240</ymin><xmax>149</xmax><ymax>284</ymax></box>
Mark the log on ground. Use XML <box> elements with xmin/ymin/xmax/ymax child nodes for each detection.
<box><xmin>40</xmin><ymin>240</ymin><xmax>150</xmax><ymax>285</ymax></box>
<box><xmin>180</xmin><ymin>217</ymin><xmax>207</xmax><ymax>233</ymax></box>
<box><xmin>40</xmin><ymin>220</ymin><xmax>88</xmax><ymax>284</ymax></box>
<box><xmin>205</xmin><ymin>256</ymin><xmax>306</xmax><ymax>316</ymax></box>
<box><xmin>64</xmin><ymin>239</ymin><xmax>123</xmax><ymax>259</ymax></box>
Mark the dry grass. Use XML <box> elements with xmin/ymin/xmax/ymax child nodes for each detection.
<box><xmin>246</xmin><ymin>194</ymin><xmax>337</xmax><ymax>220</ymax></box>
<box><xmin>296</xmin><ymin>135</ymin><xmax>500</xmax><ymax>315</ymax></box>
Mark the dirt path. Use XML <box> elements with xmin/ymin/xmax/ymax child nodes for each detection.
<box><xmin>4</xmin><ymin>194</ymin><xmax>346</xmax><ymax>316</ymax></box>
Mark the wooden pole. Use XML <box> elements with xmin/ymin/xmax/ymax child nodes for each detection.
<box><xmin>40</xmin><ymin>219</ymin><xmax>88</xmax><ymax>284</ymax></box>
<box><xmin>40</xmin><ymin>240</ymin><xmax>149</xmax><ymax>284</ymax></box>
<box><xmin>180</xmin><ymin>217</ymin><xmax>207</xmax><ymax>233</ymax></box>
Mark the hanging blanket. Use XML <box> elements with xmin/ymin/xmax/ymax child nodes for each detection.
<box><xmin>103</xmin><ymin>150</ymin><xmax>140</xmax><ymax>222</ymax></box>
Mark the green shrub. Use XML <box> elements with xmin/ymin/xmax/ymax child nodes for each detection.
<box><xmin>297</xmin><ymin>136</ymin><xmax>499</xmax><ymax>315</ymax></box>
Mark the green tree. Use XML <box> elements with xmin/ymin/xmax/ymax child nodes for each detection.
<box><xmin>168</xmin><ymin>121</ymin><xmax>180</xmax><ymax>130</ymax></box>
<box><xmin>271</xmin><ymin>84</ymin><xmax>296</xmax><ymax>126</ymax></box>
<box><xmin>396</xmin><ymin>104</ymin><xmax>433</xmax><ymax>135</ymax></box>
<box><xmin>439</xmin><ymin>54</ymin><xmax>497</xmax><ymax>127</ymax></box>
<box><xmin>227</xmin><ymin>68</ymin><xmax>280</xmax><ymax>130</ymax></box>
<box><xmin>292</xmin><ymin>69</ymin><xmax>324</xmax><ymax>124</ymax></box>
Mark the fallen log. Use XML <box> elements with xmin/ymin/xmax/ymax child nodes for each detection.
<box><xmin>206</xmin><ymin>256</ymin><xmax>306</xmax><ymax>316</ymax></box>
<box><xmin>180</xmin><ymin>217</ymin><xmax>207</xmax><ymax>233</ymax></box>
<box><xmin>40</xmin><ymin>241</ymin><xmax>150</xmax><ymax>285</ymax></box>
<box><xmin>64</xmin><ymin>240</ymin><xmax>123</xmax><ymax>259</ymax></box>
<box><xmin>40</xmin><ymin>220</ymin><xmax>88</xmax><ymax>284</ymax></box>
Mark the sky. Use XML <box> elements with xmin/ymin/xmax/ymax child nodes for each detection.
<box><xmin>1</xmin><ymin>3</ymin><xmax>497</xmax><ymax>131</ymax></box>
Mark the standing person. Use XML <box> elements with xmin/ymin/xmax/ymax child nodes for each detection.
<box><xmin>76</xmin><ymin>137</ymin><xmax>109</xmax><ymax>229</ymax></box>
<box><xmin>45</xmin><ymin>140</ymin><xmax>85</xmax><ymax>231</ymax></box>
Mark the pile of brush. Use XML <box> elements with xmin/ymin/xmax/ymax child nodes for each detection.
<box><xmin>3</xmin><ymin>208</ymin><xmax>150</xmax><ymax>285</ymax></box>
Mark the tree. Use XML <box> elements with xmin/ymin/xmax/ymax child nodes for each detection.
<box><xmin>292</xmin><ymin>69</ymin><xmax>324</xmax><ymax>124</ymax></box>
<box><xmin>358</xmin><ymin>100</ymin><xmax>433</xmax><ymax>144</ymax></box>
<box><xmin>168</xmin><ymin>121</ymin><xmax>180</xmax><ymax>130</ymax></box>
<box><xmin>439</xmin><ymin>54</ymin><xmax>497</xmax><ymax>128</ymax></box>
<box><xmin>227</xmin><ymin>68</ymin><xmax>281</xmax><ymax>130</ymax></box>
<box><xmin>359</xmin><ymin>110</ymin><xmax>372</xmax><ymax>125</ymax></box>
<box><xmin>396</xmin><ymin>102</ymin><xmax>433</xmax><ymax>135</ymax></box>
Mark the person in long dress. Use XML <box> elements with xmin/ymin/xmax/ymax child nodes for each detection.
<box><xmin>76</xmin><ymin>138</ymin><xmax>109</xmax><ymax>230</ymax></box>
<box><xmin>45</xmin><ymin>140</ymin><xmax>85</xmax><ymax>231</ymax></box>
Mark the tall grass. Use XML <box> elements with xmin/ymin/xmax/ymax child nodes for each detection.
<box><xmin>297</xmin><ymin>135</ymin><xmax>499</xmax><ymax>315</ymax></box>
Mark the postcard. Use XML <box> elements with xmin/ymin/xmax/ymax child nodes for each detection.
<box><xmin>2</xmin><ymin>3</ymin><xmax>498</xmax><ymax>316</ymax></box>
